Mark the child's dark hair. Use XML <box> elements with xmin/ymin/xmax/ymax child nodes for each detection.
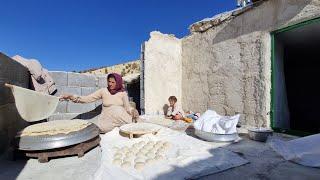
<box><xmin>168</xmin><ymin>96</ymin><xmax>177</xmax><ymax>102</ymax></box>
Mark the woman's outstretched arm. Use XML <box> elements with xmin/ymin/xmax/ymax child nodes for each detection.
<box><xmin>60</xmin><ymin>88</ymin><xmax>103</xmax><ymax>103</ymax></box>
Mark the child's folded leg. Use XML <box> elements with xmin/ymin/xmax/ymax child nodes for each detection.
<box><xmin>173</xmin><ymin>114</ymin><xmax>183</xmax><ymax>120</ymax></box>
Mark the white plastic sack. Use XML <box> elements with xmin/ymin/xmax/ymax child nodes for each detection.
<box><xmin>194</xmin><ymin>110</ymin><xmax>240</xmax><ymax>134</ymax></box>
<box><xmin>268</xmin><ymin>134</ymin><xmax>320</xmax><ymax>168</ymax></box>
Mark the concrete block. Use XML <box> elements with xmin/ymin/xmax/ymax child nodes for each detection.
<box><xmin>54</xmin><ymin>86</ymin><xmax>81</xmax><ymax>97</ymax></box>
<box><xmin>97</xmin><ymin>75</ymin><xmax>108</xmax><ymax>88</ymax></box>
<box><xmin>55</xmin><ymin>101</ymin><xmax>67</xmax><ymax>113</ymax></box>
<box><xmin>68</xmin><ymin>72</ymin><xmax>97</xmax><ymax>87</ymax></box>
<box><xmin>81</xmin><ymin>87</ymin><xmax>97</xmax><ymax>96</ymax></box>
<box><xmin>67</xmin><ymin>102</ymin><xmax>96</xmax><ymax>113</ymax></box>
<box><xmin>0</xmin><ymin>83</ymin><xmax>14</xmax><ymax>106</ymax></box>
<box><xmin>0</xmin><ymin>106</ymin><xmax>9</xmax><ymax>131</ymax></box>
<box><xmin>49</xmin><ymin>71</ymin><xmax>68</xmax><ymax>86</ymax></box>
<box><xmin>81</xmin><ymin>112</ymin><xmax>100</xmax><ymax>120</ymax></box>
<box><xmin>4</xmin><ymin>104</ymin><xmax>28</xmax><ymax>130</ymax></box>
<box><xmin>0</xmin><ymin>131</ymin><xmax>8</xmax><ymax>154</ymax></box>
<box><xmin>48</xmin><ymin>113</ymin><xmax>82</xmax><ymax>121</ymax></box>
<box><xmin>0</xmin><ymin>53</ymin><xmax>29</xmax><ymax>106</ymax></box>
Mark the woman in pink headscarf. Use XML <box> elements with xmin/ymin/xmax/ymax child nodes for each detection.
<box><xmin>60</xmin><ymin>73</ymin><xmax>139</xmax><ymax>133</ymax></box>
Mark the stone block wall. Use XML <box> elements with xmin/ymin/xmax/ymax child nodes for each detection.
<box><xmin>48</xmin><ymin>71</ymin><xmax>108</xmax><ymax>122</ymax></box>
<box><xmin>143</xmin><ymin>31</ymin><xmax>182</xmax><ymax>115</ymax></box>
<box><xmin>181</xmin><ymin>0</ymin><xmax>320</xmax><ymax>127</ymax></box>
<box><xmin>0</xmin><ymin>53</ymin><xmax>29</xmax><ymax>155</ymax></box>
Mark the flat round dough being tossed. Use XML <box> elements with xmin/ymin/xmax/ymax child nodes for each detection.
<box><xmin>9</xmin><ymin>84</ymin><xmax>60</xmax><ymax>122</ymax></box>
<box><xmin>19</xmin><ymin>119</ymin><xmax>91</xmax><ymax>137</ymax></box>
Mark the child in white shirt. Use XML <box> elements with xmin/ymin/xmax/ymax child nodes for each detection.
<box><xmin>166</xmin><ymin>96</ymin><xmax>185</xmax><ymax>120</ymax></box>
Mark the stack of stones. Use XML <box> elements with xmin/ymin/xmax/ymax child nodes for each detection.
<box><xmin>48</xmin><ymin>71</ymin><xmax>109</xmax><ymax>123</ymax></box>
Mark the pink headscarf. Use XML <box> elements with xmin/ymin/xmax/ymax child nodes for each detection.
<box><xmin>107</xmin><ymin>73</ymin><xmax>125</xmax><ymax>95</ymax></box>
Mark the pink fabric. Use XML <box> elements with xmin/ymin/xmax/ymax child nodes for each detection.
<box><xmin>107</xmin><ymin>73</ymin><xmax>125</xmax><ymax>95</ymax></box>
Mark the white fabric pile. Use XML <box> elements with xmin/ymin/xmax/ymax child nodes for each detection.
<box><xmin>194</xmin><ymin>110</ymin><xmax>240</xmax><ymax>134</ymax></box>
<box><xmin>268</xmin><ymin>134</ymin><xmax>320</xmax><ymax>168</ymax></box>
<box><xmin>93</xmin><ymin>126</ymin><xmax>248</xmax><ymax>180</ymax></box>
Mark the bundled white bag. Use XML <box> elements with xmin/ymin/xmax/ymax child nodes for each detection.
<box><xmin>194</xmin><ymin>110</ymin><xmax>240</xmax><ymax>134</ymax></box>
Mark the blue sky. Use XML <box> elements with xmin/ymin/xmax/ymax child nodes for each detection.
<box><xmin>0</xmin><ymin>0</ymin><xmax>236</xmax><ymax>71</ymax></box>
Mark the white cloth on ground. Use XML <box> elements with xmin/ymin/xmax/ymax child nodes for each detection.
<box><xmin>268</xmin><ymin>133</ymin><xmax>320</xmax><ymax>168</ymax></box>
<box><xmin>194</xmin><ymin>110</ymin><xmax>240</xmax><ymax>134</ymax></box>
<box><xmin>92</xmin><ymin>126</ymin><xmax>248</xmax><ymax>180</ymax></box>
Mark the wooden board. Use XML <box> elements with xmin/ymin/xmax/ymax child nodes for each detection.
<box><xmin>24</xmin><ymin>136</ymin><xmax>100</xmax><ymax>163</ymax></box>
<box><xmin>119</xmin><ymin>123</ymin><xmax>161</xmax><ymax>139</ymax></box>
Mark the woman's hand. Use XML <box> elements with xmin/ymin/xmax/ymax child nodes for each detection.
<box><xmin>59</xmin><ymin>94</ymin><xmax>74</xmax><ymax>101</ymax></box>
<box><xmin>131</xmin><ymin>109</ymin><xmax>139</xmax><ymax>119</ymax></box>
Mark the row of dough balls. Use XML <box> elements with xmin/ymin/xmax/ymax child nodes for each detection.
<box><xmin>112</xmin><ymin>140</ymin><xmax>171</xmax><ymax>170</ymax></box>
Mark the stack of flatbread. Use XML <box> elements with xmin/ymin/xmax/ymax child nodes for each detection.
<box><xmin>19</xmin><ymin>120</ymin><xmax>91</xmax><ymax>137</ymax></box>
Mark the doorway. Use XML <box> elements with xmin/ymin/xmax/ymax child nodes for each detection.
<box><xmin>271</xmin><ymin>18</ymin><xmax>320</xmax><ymax>135</ymax></box>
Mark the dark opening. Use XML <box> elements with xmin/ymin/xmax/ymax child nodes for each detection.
<box><xmin>126</xmin><ymin>80</ymin><xmax>141</xmax><ymax>114</ymax></box>
<box><xmin>274</xmin><ymin>20</ymin><xmax>320</xmax><ymax>134</ymax></box>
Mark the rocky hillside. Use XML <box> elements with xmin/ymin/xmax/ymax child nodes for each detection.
<box><xmin>80</xmin><ymin>60</ymin><xmax>141</xmax><ymax>77</ymax></box>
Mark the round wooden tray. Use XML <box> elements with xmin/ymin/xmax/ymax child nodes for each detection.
<box><xmin>119</xmin><ymin>123</ymin><xmax>162</xmax><ymax>139</ymax></box>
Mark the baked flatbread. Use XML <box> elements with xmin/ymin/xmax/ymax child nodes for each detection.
<box><xmin>19</xmin><ymin>119</ymin><xmax>91</xmax><ymax>136</ymax></box>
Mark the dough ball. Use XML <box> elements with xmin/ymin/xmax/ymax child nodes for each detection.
<box><xmin>134</xmin><ymin>157</ymin><xmax>145</xmax><ymax>163</ymax></box>
<box><xmin>131</xmin><ymin>147</ymin><xmax>139</xmax><ymax>153</ymax></box>
<box><xmin>154</xmin><ymin>143</ymin><xmax>162</xmax><ymax>149</ymax></box>
<box><xmin>136</xmin><ymin>153</ymin><xmax>145</xmax><ymax>159</ymax></box>
<box><xmin>155</xmin><ymin>155</ymin><xmax>164</xmax><ymax>160</ymax></box>
<box><xmin>146</xmin><ymin>141</ymin><xmax>155</xmax><ymax>146</ymax></box>
<box><xmin>138</xmin><ymin>141</ymin><xmax>146</xmax><ymax>146</ymax></box>
<box><xmin>134</xmin><ymin>162</ymin><xmax>145</xmax><ymax>171</ymax></box>
<box><xmin>121</xmin><ymin>161</ymin><xmax>131</xmax><ymax>169</ymax></box>
<box><xmin>157</xmin><ymin>147</ymin><xmax>166</xmax><ymax>154</ymax></box>
<box><xmin>125</xmin><ymin>154</ymin><xmax>135</xmax><ymax>162</ymax></box>
<box><xmin>146</xmin><ymin>158</ymin><xmax>156</xmax><ymax>165</ymax></box>
<box><xmin>148</xmin><ymin>149</ymin><xmax>157</xmax><ymax>154</ymax></box>
<box><xmin>146</xmin><ymin>152</ymin><xmax>155</xmax><ymax>159</ymax></box>
<box><xmin>114</xmin><ymin>153</ymin><xmax>122</xmax><ymax>159</ymax></box>
<box><xmin>140</xmin><ymin>148</ymin><xmax>149</xmax><ymax>154</ymax></box>
<box><xmin>121</xmin><ymin>147</ymin><xmax>130</xmax><ymax>153</ymax></box>
<box><xmin>126</xmin><ymin>151</ymin><xmax>134</xmax><ymax>157</ymax></box>
<box><xmin>113</xmin><ymin>158</ymin><xmax>122</xmax><ymax>165</ymax></box>
<box><xmin>136</xmin><ymin>151</ymin><xmax>145</xmax><ymax>157</ymax></box>
<box><xmin>113</xmin><ymin>147</ymin><xmax>120</xmax><ymax>151</ymax></box>
<box><xmin>144</xmin><ymin>144</ymin><xmax>153</xmax><ymax>150</ymax></box>
<box><xmin>132</xmin><ymin>143</ymin><xmax>140</xmax><ymax>148</ymax></box>
<box><xmin>163</xmin><ymin>142</ymin><xmax>171</xmax><ymax>148</ymax></box>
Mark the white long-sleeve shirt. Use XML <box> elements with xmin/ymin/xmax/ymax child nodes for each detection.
<box><xmin>167</xmin><ymin>104</ymin><xmax>185</xmax><ymax>117</ymax></box>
